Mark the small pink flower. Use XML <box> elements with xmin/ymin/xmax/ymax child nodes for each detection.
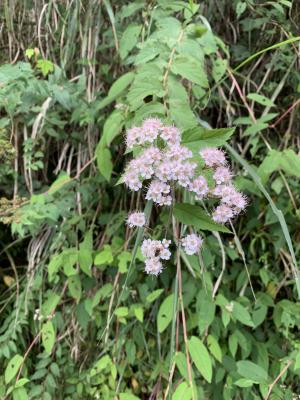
<box><xmin>146</xmin><ymin>180</ymin><xmax>172</xmax><ymax>206</ymax></box>
<box><xmin>182</xmin><ymin>233</ymin><xmax>203</xmax><ymax>255</ymax></box>
<box><xmin>213</xmin><ymin>167</ymin><xmax>232</xmax><ymax>185</ymax></box>
<box><xmin>189</xmin><ymin>176</ymin><xmax>209</xmax><ymax>200</ymax></box>
<box><xmin>123</xmin><ymin>169</ymin><xmax>142</xmax><ymax>191</ymax></box>
<box><xmin>160</xmin><ymin>125</ymin><xmax>181</xmax><ymax>144</ymax></box>
<box><xmin>199</xmin><ymin>148</ymin><xmax>226</xmax><ymax>167</ymax></box>
<box><xmin>165</xmin><ymin>144</ymin><xmax>192</xmax><ymax>161</ymax></box>
<box><xmin>126</xmin><ymin>126</ymin><xmax>142</xmax><ymax>148</ymax></box>
<box><xmin>212</xmin><ymin>204</ymin><xmax>234</xmax><ymax>223</ymax></box>
<box><xmin>145</xmin><ymin>257</ymin><xmax>163</xmax><ymax>275</ymax></box>
<box><xmin>127</xmin><ymin>212</ymin><xmax>146</xmax><ymax>228</ymax></box>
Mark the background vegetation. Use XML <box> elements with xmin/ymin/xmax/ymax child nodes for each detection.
<box><xmin>0</xmin><ymin>1</ymin><xmax>300</xmax><ymax>399</ymax></box>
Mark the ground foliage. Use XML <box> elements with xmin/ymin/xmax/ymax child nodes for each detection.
<box><xmin>0</xmin><ymin>1</ymin><xmax>300</xmax><ymax>399</ymax></box>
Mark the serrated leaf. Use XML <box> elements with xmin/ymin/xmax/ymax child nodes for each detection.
<box><xmin>94</xmin><ymin>245</ymin><xmax>113</xmax><ymax>267</ymax></box>
<box><xmin>188</xmin><ymin>336</ymin><xmax>212</xmax><ymax>383</ymax></box>
<box><xmin>5</xmin><ymin>354</ymin><xmax>24</xmax><ymax>384</ymax></box>
<box><xmin>157</xmin><ymin>294</ymin><xmax>174</xmax><ymax>333</ymax></box>
<box><xmin>120</xmin><ymin>24</ymin><xmax>142</xmax><ymax>59</ymax></box>
<box><xmin>171</xmin><ymin>55</ymin><xmax>208</xmax><ymax>87</ymax></box>
<box><xmin>173</xmin><ymin>203</ymin><xmax>231</xmax><ymax>233</ymax></box>
<box><xmin>42</xmin><ymin>321</ymin><xmax>55</xmax><ymax>354</ymax></box>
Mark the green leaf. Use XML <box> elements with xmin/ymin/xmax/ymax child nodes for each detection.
<box><xmin>100</xmin><ymin>110</ymin><xmax>124</xmax><ymax>147</ymax></box>
<box><xmin>236</xmin><ymin>360</ymin><xmax>268</xmax><ymax>383</ymax></box>
<box><xmin>78</xmin><ymin>231</ymin><xmax>93</xmax><ymax>276</ymax></box>
<box><xmin>68</xmin><ymin>275</ymin><xmax>82</xmax><ymax>303</ymax></box>
<box><xmin>127</xmin><ymin>64</ymin><xmax>164</xmax><ymax>108</ymax></box>
<box><xmin>90</xmin><ymin>355</ymin><xmax>112</xmax><ymax>376</ymax></box>
<box><xmin>15</xmin><ymin>378</ymin><xmax>30</xmax><ymax>388</ymax></box>
<box><xmin>232</xmin><ymin>301</ymin><xmax>254</xmax><ymax>327</ymax></box>
<box><xmin>48</xmin><ymin>254</ymin><xmax>62</xmax><ymax>282</ymax></box>
<box><xmin>120</xmin><ymin>24</ymin><xmax>142</xmax><ymax>59</ymax></box>
<box><xmin>175</xmin><ymin>351</ymin><xmax>189</xmax><ymax>381</ymax></box>
<box><xmin>207</xmin><ymin>334</ymin><xmax>222</xmax><ymax>362</ymax></box>
<box><xmin>41</xmin><ymin>291</ymin><xmax>60</xmax><ymax>317</ymax></box>
<box><xmin>12</xmin><ymin>387</ymin><xmax>28</xmax><ymax>400</ymax></box>
<box><xmin>94</xmin><ymin>245</ymin><xmax>113</xmax><ymax>267</ymax></box>
<box><xmin>168</xmin><ymin>75</ymin><xmax>198</xmax><ymax>130</ymax></box>
<box><xmin>234</xmin><ymin>378</ymin><xmax>254</xmax><ymax>387</ymax></box>
<box><xmin>5</xmin><ymin>354</ymin><xmax>24</xmax><ymax>384</ymax></box>
<box><xmin>114</xmin><ymin>307</ymin><xmax>128</xmax><ymax>317</ymax></box>
<box><xmin>171</xmin><ymin>55</ymin><xmax>208</xmax><ymax>87</ymax></box>
<box><xmin>294</xmin><ymin>352</ymin><xmax>300</xmax><ymax>370</ymax></box>
<box><xmin>146</xmin><ymin>289</ymin><xmax>164</xmax><ymax>303</ymax></box>
<box><xmin>173</xmin><ymin>203</ymin><xmax>231</xmax><ymax>233</ymax></box>
<box><xmin>117</xmin><ymin>251</ymin><xmax>132</xmax><ymax>273</ymax></box>
<box><xmin>188</xmin><ymin>336</ymin><xmax>212</xmax><ymax>383</ymax></box>
<box><xmin>212</xmin><ymin>59</ymin><xmax>227</xmax><ymax>83</ymax></box>
<box><xmin>25</xmin><ymin>48</ymin><xmax>34</xmax><ymax>59</ymax></box>
<box><xmin>247</xmin><ymin>93</ymin><xmax>275</xmax><ymax>107</ymax></box>
<box><xmin>119</xmin><ymin>394</ymin><xmax>141</xmax><ymax>400</ymax></box>
<box><xmin>171</xmin><ymin>382</ymin><xmax>193</xmax><ymax>400</ymax></box>
<box><xmin>182</xmin><ymin>127</ymin><xmax>235</xmax><ymax>150</ymax></box>
<box><xmin>36</xmin><ymin>59</ymin><xmax>54</xmax><ymax>76</ymax></box>
<box><xmin>197</xmin><ymin>290</ymin><xmax>216</xmax><ymax>333</ymax></box>
<box><xmin>108</xmin><ymin>72</ymin><xmax>135</xmax><ymax>98</ymax></box>
<box><xmin>42</xmin><ymin>321</ymin><xmax>55</xmax><ymax>354</ymax></box>
<box><xmin>133</xmin><ymin>306</ymin><xmax>144</xmax><ymax>322</ymax></box>
<box><xmin>47</xmin><ymin>173</ymin><xmax>71</xmax><ymax>195</ymax></box>
<box><xmin>157</xmin><ymin>294</ymin><xmax>174</xmax><ymax>333</ymax></box>
<box><xmin>96</xmin><ymin>146</ymin><xmax>113</xmax><ymax>182</ymax></box>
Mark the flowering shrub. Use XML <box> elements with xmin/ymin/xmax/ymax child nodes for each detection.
<box><xmin>123</xmin><ymin>118</ymin><xmax>247</xmax><ymax>274</ymax></box>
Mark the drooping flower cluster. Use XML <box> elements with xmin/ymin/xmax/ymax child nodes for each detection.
<box><xmin>122</xmin><ymin>118</ymin><xmax>247</xmax><ymax>275</ymax></box>
<box><xmin>141</xmin><ymin>239</ymin><xmax>171</xmax><ymax>275</ymax></box>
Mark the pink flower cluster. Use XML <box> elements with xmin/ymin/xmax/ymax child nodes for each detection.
<box><xmin>198</xmin><ymin>148</ymin><xmax>247</xmax><ymax>224</ymax></box>
<box><xmin>181</xmin><ymin>234</ymin><xmax>203</xmax><ymax>255</ymax></box>
<box><xmin>123</xmin><ymin>120</ymin><xmax>247</xmax><ymax>275</ymax></box>
<box><xmin>141</xmin><ymin>239</ymin><xmax>171</xmax><ymax>275</ymax></box>
<box><xmin>127</xmin><ymin>212</ymin><xmax>146</xmax><ymax>228</ymax></box>
<box><xmin>123</xmin><ymin>119</ymin><xmax>209</xmax><ymax>206</ymax></box>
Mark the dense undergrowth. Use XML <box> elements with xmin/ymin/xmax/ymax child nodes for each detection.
<box><xmin>0</xmin><ymin>1</ymin><xmax>300</xmax><ymax>399</ymax></box>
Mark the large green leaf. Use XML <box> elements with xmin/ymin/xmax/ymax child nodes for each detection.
<box><xmin>188</xmin><ymin>336</ymin><xmax>212</xmax><ymax>383</ymax></box>
<box><xmin>171</xmin><ymin>55</ymin><xmax>208</xmax><ymax>87</ymax></box>
<box><xmin>236</xmin><ymin>360</ymin><xmax>268</xmax><ymax>383</ymax></box>
<box><xmin>182</xmin><ymin>127</ymin><xmax>235</xmax><ymax>150</ymax></box>
<box><xmin>5</xmin><ymin>354</ymin><xmax>24</xmax><ymax>384</ymax></box>
<box><xmin>119</xmin><ymin>24</ymin><xmax>142</xmax><ymax>59</ymax></box>
<box><xmin>42</xmin><ymin>320</ymin><xmax>56</xmax><ymax>354</ymax></box>
<box><xmin>173</xmin><ymin>203</ymin><xmax>231</xmax><ymax>233</ymax></box>
<box><xmin>157</xmin><ymin>294</ymin><xmax>174</xmax><ymax>333</ymax></box>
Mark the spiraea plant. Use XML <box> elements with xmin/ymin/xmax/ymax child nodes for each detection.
<box><xmin>123</xmin><ymin>118</ymin><xmax>247</xmax><ymax>275</ymax></box>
